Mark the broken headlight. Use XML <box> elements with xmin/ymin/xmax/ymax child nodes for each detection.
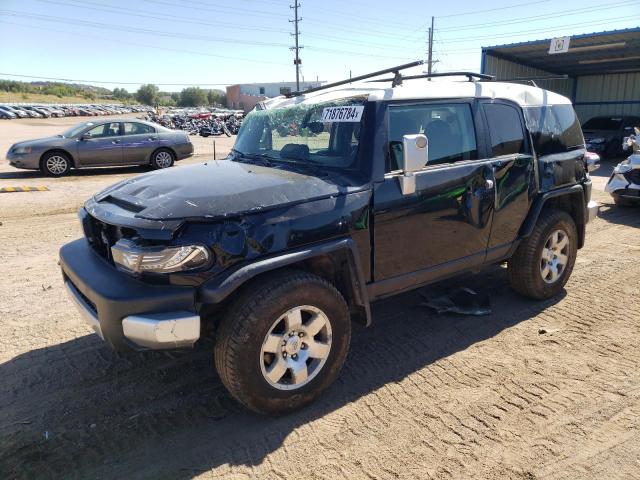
<box><xmin>111</xmin><ymin>239</ymin><xmax>211</xmax><ymax>274</ymax></box>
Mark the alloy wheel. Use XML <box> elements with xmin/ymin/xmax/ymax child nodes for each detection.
<box><xmin>259</xmin><ymin>305</ymin><xmax>332</xmax><ymax>391</ymax></box>
<box><xmin>540</xmin><ymin>229</ymin><xmax>569</xmax><ymax>284</ymax></box>
<box><xmin>46</xmin><ymin>155</ymin><xmax>68</xmax><ymax>175</ymax></box>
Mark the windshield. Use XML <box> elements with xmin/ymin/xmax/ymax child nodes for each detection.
<box><xmin>232</xmin><ymin>96</ymin><xmax>366</xmax><ymax>171</ymax></box>
<box><xmin>582</xmin><ymin>117</ymin><xmax>622</xmax><ymax>131</ymax></box>
<box><xmin>61</xmin><ymin>122</ymin><xmax>94</xmax><ymax>138</ymax></box>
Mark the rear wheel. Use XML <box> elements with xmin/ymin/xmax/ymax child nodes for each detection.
<box><xmin>151</xmin><ymin>148</ymin><xmax>174</xmax><ymax>169</ymax></box>
<box><xmin>508</xmin><ymin>209</ymin><xmax>577</xmax><ymax>300</ymax></box>
<box><xmin>41</xmin><ymin>151</ymin><xmax>71</xmax><ymax>177</ymax></box>
<box><xmin>214</xmin><ymin>270</ymin><xmax>351</xmax><ymax>414</ymax></box>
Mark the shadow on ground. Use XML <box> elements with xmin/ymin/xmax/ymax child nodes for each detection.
<box><xmin>0</xmin><ymin>165</ymin><xmax>150</xmax><ymax>180</ymax></box>
<box><xmin>0</xmin><ymin>267</ymin><xmax>565</xmax><ymax>479</ymax></box>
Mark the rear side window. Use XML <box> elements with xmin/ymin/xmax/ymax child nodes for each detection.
<box><xmin>484</xmin><ymin>103</ymin><xmax>526</xmax><ymax>157</ymax></box>
<box><xmin>124</xmin><ymin>122</ymin><xmax>155</xmax><ymax>135</ymax></box>
<box><xmin>387</xmin><ymin>103</ymin><xmax>477</xmax><ymax>171</ymax></box>
<box><xmin>524</xmin><ymin>105</ymin><xmax>584</xmax><ymax>156</ymax></box>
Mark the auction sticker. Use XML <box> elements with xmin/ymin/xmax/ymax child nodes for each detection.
<box><xmin>321</xmin><ymin>105</ymin><xmax>364</xmax><ymax>122</ymax></box>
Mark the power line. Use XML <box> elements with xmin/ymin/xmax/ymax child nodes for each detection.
<box><xmin>0</xmin><ymin>72</ymin><xmax>233</xmax><ymax>86</ymax></box>
<box><xmin>32</xmin><ymin>0</ymin><xmax>288</xmax><ymax>34</ymax></box>
<box><xmin>436</xmin><ymin>0</ymin><xmax>551</xmax><ymax>19</ymax></box>
<box><xmin>436</xmin><ymin>0</ymin><xmax>640</xmax><ymax>31</ymax></box>
<box><xmin>0</xmin><ymin>10</ymin><xmax>289</xmax><ymax>47</ymax></box>
<box><xmin>1</xmin><ymin>20</ymin><xmax>290</xmax><ymax>66</ymax></box>
<box><xmin>436</xmin><ymin>15</ymin><xmax>635</xmax><ymax>43</ymax></box>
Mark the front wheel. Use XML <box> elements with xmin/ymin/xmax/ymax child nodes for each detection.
<box><xmin>214</xmin><ymin>270</ymin><xmax>351</xmax><ymax>415</ymax></box>
<box><xmin>41</xmin><ymin>151</ymin><xmax>71</xmax><ymax>177</ymax></box>
<box><xmin>508</xmin><ymin>209</ymin><xmax>578</xmax><ymax>300</ymax></box>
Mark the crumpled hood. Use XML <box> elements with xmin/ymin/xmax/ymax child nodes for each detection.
<box><xmin>92</xmin><ymin>160</ymin><xmax>352</xmax><ymax>221</ymax></box>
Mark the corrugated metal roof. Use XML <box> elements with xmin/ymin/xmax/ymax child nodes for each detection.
<box><xmin>483</xmin><ymin>28</ymin><xmax>640</xmax><ymax>76</ymax></box>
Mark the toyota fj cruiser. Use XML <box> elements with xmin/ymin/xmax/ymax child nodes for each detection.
<box><xmin>60</xmin><ymin>62</ymin><xmax>598</xmax><ymax>414</ymax></box>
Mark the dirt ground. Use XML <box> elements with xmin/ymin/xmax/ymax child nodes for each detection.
<box><xmin>1</xmin><ymin>117</ymin><xmax>639</xmax><ymax>480</ymax></box>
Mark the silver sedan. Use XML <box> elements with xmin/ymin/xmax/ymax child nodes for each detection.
<box><xmin>6</xmin><ymin>119</ymin><xmax>193</xmax><ymax>176</ymax></box>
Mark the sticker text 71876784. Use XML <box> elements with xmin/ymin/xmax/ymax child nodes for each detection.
<box><xmin>321</xmin><ymin>105</ymin><xmax>364</xmax><ymax>123</ymax></box>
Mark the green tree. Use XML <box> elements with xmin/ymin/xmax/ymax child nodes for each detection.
<box><xmin>136</xmin><ymin>84</ymin><xmax>160</xmax><ymax>105</ymax></box>
<box><xmin>113</xmin><ymin>87</ymin><xmax>131</xmax><ymax>100</ymax></box>
<box><xmin>207</xmin><ymin>89</ymin><xmax>226</xmax><ymax>106</ymax></box>
<box><xmin>178</xmin><ymin>87</ymin><xmax>208</xmax><ymax>107</ymax></box>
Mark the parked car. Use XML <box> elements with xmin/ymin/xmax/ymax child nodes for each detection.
<box><xmin>0</xmin><ymin>105</ymin><xmax>28</xmax><ymax>118</ymax></box>
<box><xmin>606</xmin><ymin>128</ymin><xmax>640</xmax><ymax>206</ymax></box>
<box><xmin>0</xmin><ymin>108</ymin><xmax>17</xmax><ymax>119</ymax></box>
<box><xmin>6</xmin><ymin>119</ymin><xmax>193</xmax><ymax>176</ymax></box>
<box><xmin>23</xmin><ymin>106</ymin><xmax>50</xmax><ymax>118</ymax></box>
<box><xmin>59</xmin><ymin>66</ymin><xmax>597</xmax><ymax>415</ymax></box>
<box><xmin>583</xmin><ymin>115</ymin><xmax>640</xmax><ymax>159</ymax></box>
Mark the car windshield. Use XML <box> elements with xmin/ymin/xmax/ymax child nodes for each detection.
<box><xmin>582</xmin><ymin>117</ymin><xmax>623</xmax><ymax>131</ymax></box>
<box><xmin>60</xmin><ymin>122</ymin><xmax>95</xmax><ymax>138</ymax></box>
<box><xmin>232</xmin><ymin>96</ymin><xmax>367</xmax><ymax>171</ymax></box>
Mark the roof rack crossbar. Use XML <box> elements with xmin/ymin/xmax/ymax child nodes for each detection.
<box><xmin>370</xmin><ymin>71</ymin><xmax>495</xmax><ymax>82</ymax></box>
<box><xmin>284</xmin><ymin>60</ymin><xmax>424</xmax><ymax>97</ymax></box>
<box><xmin>496</xmin><ymin>74</ymin><xmax>570</xmax><ymax>87</ymax></box>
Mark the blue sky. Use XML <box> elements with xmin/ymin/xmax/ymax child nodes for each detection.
<box><xmin>0</xmin><ymin>0</ymin><xmax>638</xmax><ymax>92</ymax></box>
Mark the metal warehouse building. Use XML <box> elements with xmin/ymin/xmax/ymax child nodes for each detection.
<box><xmin>481</xmin><ymin>28</ymin><xmax>640</xmax><ymax>122</ymax></box>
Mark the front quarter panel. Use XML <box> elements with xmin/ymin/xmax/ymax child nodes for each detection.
<box><xmin>167</xmin><ymin>190</ymin><xmax>372</xmax><ymax>287</ymax></box>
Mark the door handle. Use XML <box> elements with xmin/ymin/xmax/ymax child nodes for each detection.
<box><xmin>485</xmin><ymin>179</ymin><xmax>495</xmax><ymax>190</ymax></box>
<box><xmin>111</xmin><ymin>140</ymin><xmax>120</xmax><ymax>144</ymax></box>
<box><xmin>148</xmin><ymin>137</ymin><xmax>157</xmax><ymax>141</ymax></box>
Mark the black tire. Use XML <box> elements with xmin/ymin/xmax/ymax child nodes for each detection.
<box><xmin>150</xmin><ymin>148</ymin><xmax>174</xmax><ymax>169</ymax></box>
<box><xmin>612</xmin><ymin>194</ymin><xmax>634</xmax><ymax>207</ymax></box>
<box><xmin>214</xmin><ymin>269</ymin><xmax>351</xmax><ymax>415</ymax></box>
<box><xmin>508</xmin><ymin>209</ymin><xmax>578</xmax><ymax>300</ymax></box>
<box><xmin>40</xmin><ymin>151</ymin><xmax>71</xmax><ymax>177</ymax></box>
<box><xmin>222</xmin><ymin>124</ymin><xmax>231</xmax><ymax>137</ymax></box>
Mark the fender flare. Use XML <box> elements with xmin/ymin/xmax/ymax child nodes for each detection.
<box><xmin>197</xmin><ymin>238</ymin><xmax>372</xmax><ymax>325</ymax></box>
<box><xmin>519</xmin><ymin>184</ymin><xmax>587</xmax><ymax>247</ymax></box>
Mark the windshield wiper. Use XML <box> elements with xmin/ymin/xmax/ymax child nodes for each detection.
<box><xmin>231</xmin><ymin>149</ymin><xmax>275</xmax><ymax>167</ymax></box>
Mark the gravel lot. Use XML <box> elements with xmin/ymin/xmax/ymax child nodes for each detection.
<box><xmin>1</xmin><ymin>117</ymin><xmax>639</xmax><ymax>480</ymax></box>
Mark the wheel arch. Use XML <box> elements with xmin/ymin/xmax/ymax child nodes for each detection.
<box><xmin>520</xmin><ymin>184</ymin><xmax>587</xmax><ymax>249</ymax></box>
<box><xmin>40</xmin><ymin>148</ymin><xmax>75</xmax><ymax>168</ymax></box>
<box><xmin>198</xmin><ymin>238</ymin><xmax>372</xmax><ymax>326</ymax></box>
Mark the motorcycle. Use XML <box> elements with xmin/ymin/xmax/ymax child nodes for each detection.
<box><xmin>605</xmin><ymin>127</ymin><xmax>640</xmax><ymax>207</ymax></box>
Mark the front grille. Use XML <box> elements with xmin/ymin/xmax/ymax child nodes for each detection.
<box><xmin>623</xmin><ymin>169</ymin><xmax>640</xmax><ymax>185</ymax></box>
<box><xmin>84</xmin><ymin>215</ymin><xmax>124</xmax><ymax>264</ymax></box>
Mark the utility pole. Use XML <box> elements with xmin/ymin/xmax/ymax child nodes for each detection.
<box><xmin>289</xmin><ymin>2</ymin><xmax>302</xmax><ymax>91</ymax></box>
<box><xmin>427</xmin><ymin>16</ymin><xmax>434</xmax><ymax>76</ymax></box>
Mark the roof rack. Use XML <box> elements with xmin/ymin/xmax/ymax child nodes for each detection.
<box><xmin>370</xmin><ymin>71</ymin><xmax>495</xmax><ymax>82</ymax></box>
<box><xmin>284</xmin><ymin>60</ymin><xmax>424</xmax><ymax>97</ymax></box>
<box><xmin>495</xmin><ymin>74</ymin><xmax>570</xmax><ymax>87</ymax></box>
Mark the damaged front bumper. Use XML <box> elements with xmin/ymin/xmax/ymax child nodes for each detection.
<box><xmin>60</xmin><ymin>239</ymin><xmax>200</xmax><ymax>350</ymax></box>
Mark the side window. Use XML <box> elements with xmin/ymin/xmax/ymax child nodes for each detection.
<box><xmin>484</xmin><ymin>103</ymin><xmax>526</xmax><ymax>157</ymax></box>
<box><xmin>524</xmin><ymin>105</ymin><xmax>584</xmax><ymax>156</ymax></box>
<box><xmin>124</xmin><ymin>122</ymin><xmax>155</xmax><ymax>135</ymax></box>
<box><xmin>87</xmin><ymin>122</ymin><xmax>120</xmax><ymax>138</ymax></box>
<box><xmin>85</xmin><ymin>124</ymin><xmax>107</xmax><ymax>138</ymax></box>
<box><xmin>86</xmin><ymin>123</ymin><xmax>119</xmax><ymax>138</ymax></box>
<box><xmin>387</xmin><ymin>103</ymin><xmax>477</xmax><ymax>172</ymax></box>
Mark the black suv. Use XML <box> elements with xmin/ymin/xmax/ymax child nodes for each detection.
<box><xmin>60</xmin><ymin>68</ymin><xmax>597</xmax><ymax>414</ymax></box>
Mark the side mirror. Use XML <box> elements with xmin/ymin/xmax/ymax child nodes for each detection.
<box><xmin>584</xmin><ymin>151</ymin><xmax>600</xmax><ymax>173</ymax></box>
<box><xmin>399</xmin><ymin>134</ymin><xmax>428</xmax><ymax>195</ymax></box>
<box><xmin>80</xmin><ymin>133</ymin><xmax>91</xmax><ymax>140</ymax></box>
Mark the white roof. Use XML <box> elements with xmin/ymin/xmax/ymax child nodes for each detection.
<box><xmin>262</xmin><ymin>78</ymin><xmax>572</xmax><ymax>110</ymax></box>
